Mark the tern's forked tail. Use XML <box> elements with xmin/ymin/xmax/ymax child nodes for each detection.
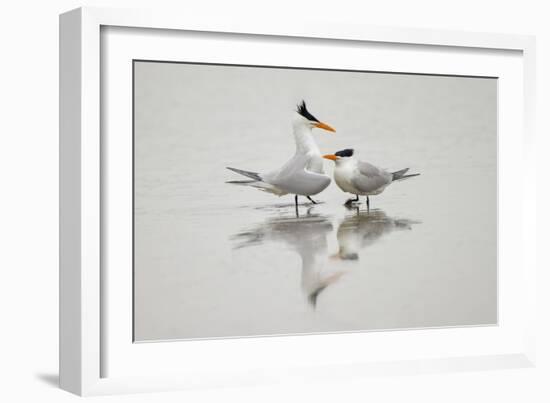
<box><xmin>226</xmin><ymin>167</ymin><xmax>262</xmax><ymax>181</ymax></box>
<box><xmin>226</xmin><ymin>167</ymin><xmax>287</xmax><ymax>196</ymax></box>
<box><xmin>392</xmin><ymin>168</ymin><xmax>420</xmax><ymax>181</ymax></box>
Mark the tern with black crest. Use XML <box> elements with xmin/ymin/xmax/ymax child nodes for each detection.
<box><xmin>227</xmin><ymin>101</ymin><xmax>335</xmax><ymax>207</ymax></box>
<box><xmin>323</xmin><ymin>149</ymin><xmax>420</xmax><ymax>208</ymax></box>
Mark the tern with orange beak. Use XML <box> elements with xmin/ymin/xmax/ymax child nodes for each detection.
<box><xmin>323</xmin><ymin>149</ymin><xmax>420</xmax><ymax>209</ymax></box>
<box><xmin>227</xmin><ymin>101</ymin><xmax>335</xmax><ymax>207</ymax></box>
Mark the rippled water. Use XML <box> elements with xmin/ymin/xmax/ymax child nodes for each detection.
<box><xmin>133</xmin><ymin>61</ymin><xmax>497</xmax><ymax>342</ymax></box>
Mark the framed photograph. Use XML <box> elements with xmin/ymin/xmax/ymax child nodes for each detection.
<box><xmin>60</xmin><ymin>7</ymin><xmax>537</xmax><ymax>396</ymax></box>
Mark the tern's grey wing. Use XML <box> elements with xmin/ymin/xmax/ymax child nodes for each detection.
<box><xmin>306</xmin><ymin>154</ymin><xmax>325</xmax><ymax>174</ymax></box>
<box><xmin>356</xmin><ymin>160</ymin><xmax>390</xmax><ymax>178</ymax></box>
<box><xmin>264</xmin><ymin>153</ymin><xmax>331</xmax><ymax>195</ymax></box>
<box><xmin>272</xmin><ymin>168</ymin><xmax>331</xmax><ymax>195</ymax></box>
<box><xmin>264</xmin><ymin>153</ymin><xmax>309</xmax><ymax>182</ymax></box>
<box><xmin>351</xmin><ymin>160</ymin><xmax>393</xmax><ymax>193</ymax></box>
<box><xmin>274</xmin><ymin>152</ymin><xmax>324</xmax><ymax>176</ymax></box>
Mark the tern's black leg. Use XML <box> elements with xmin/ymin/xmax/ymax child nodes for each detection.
<box><xmin>307</xmin><ymin>196</ymin><xmax>318</xmax><ymax>204</ymax></box>
<box><xmin>366</xmin><ymin>196</ymin><xmax>370</xmax><ymax>210</ymax></box>
<box><xmin>294</xmin><ymin>194</ymin><xmax>298</xmax><ymax>207</ymax></box>
<box><xmin>344</xmin><ymin>194</ymin><xmax>360</xmax><ymax>206</ymax></box>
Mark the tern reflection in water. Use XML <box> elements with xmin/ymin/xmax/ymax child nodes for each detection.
<box><xmin>232</xmin><ymin>209</ymin><xmax>336</xmax><ymax>307</ymax></box>
<box><xmin>333</xmin><ymin>208</ymin><xmax>420</xmax><ymax>261</ymax></box>
<box><xmin>231</xmin><ymin>207</ymin><xmax>419</xmax><ymax>307</ymax></box>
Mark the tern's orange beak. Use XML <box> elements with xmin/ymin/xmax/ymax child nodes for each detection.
<box><xmin>314</xmin><ymin>122</ymin><xmax>336</xmax><ymax>132</ymax></box>
<box><xmin>323</xmin><ymin>154</ymin><xmax>338</xmax><ymax>161</ymax></box>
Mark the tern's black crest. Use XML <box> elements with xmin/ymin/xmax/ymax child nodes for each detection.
<box><xmin>335</xmin><ymin>149</ymin><xmax>354</xmax><ymax>157</ymax></box>
<box><xmin>296</xmin><ymin>101</ymin><xmax>320</xmax><ymax>122</ymax></box>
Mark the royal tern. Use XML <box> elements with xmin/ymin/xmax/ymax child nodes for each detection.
<box><xmin>323</xmin><ymin>149</ymin><xmax>419</xmax><ymax>208</ymax></box>
<box><xmin>227</xmin><ymin>101</ymin><xmax>335</xmax><ymax>207</ymax></box>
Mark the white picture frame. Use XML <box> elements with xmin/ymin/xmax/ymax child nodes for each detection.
<box><xmin>59</xmin><ymin>6</ymin><xmax>537</xmax><ymax>396</ymax></box>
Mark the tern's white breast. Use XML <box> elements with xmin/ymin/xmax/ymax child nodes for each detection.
<box><xmin>334</xmin><ymin>164</ymin><xmax>359</xmax><ymax>195</ymax></box>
